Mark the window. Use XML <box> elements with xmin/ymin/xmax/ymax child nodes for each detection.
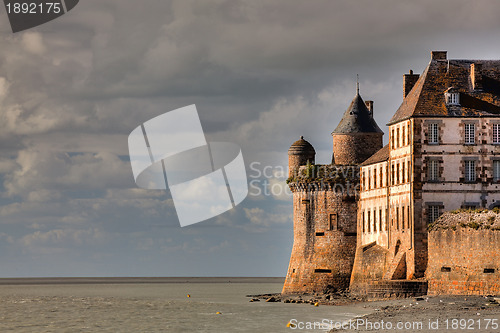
<box><xmin>367</xmin><ymin>211</ymin><xmax>371</xmax><ymax>232</ymax></box>
<box><xmin>428</xmin><ymin>160</ymin><xmax>439</xmax><ymax>181</ymax></box>
<box><xmin>407</xmin><ymin>206</ymin><xmax>410</xmax><ymax>229</ymax></box>
<box><xmin>403</xmin><ymin>161</ymin><xmax>406</xmax><ymax>183</ymax></box>
<box><xmin>402</xmin><ymin>206</ymin><xmax>405</xmax><ymax>230</ymax></box>
<box><xmin>428</xmin><ymin>123</ymin><xmax>439</xmax><ymax>144</ymax></box>
<box><xmin>445</xmin><ymin>92</ymin><xmax>460</xmax><ymax>105</ymax></box>
<box><xmin>379</xmin><ymin>208</ymin><xmax>382</xmax><ymax>231</ymax></box>
<box><xmin>379</xmin><ymin>167</ymin><xmax>383</xmax><ymax>187</ymax></box>
<box><xmin>368</xmin><ymin>169</ymin><xmax>371</xmax><ymax>190</ymax></box>
<box><xmin>396</xmin><ymin>163</ymin><xmax>399</xmax><ymax>184</ymax></box>
<box><xmin>465</xmin><ymin>160</ymin><xmax>476</xmax><ymax>182</ymax></box>
<box><xmin>494</xmin><ymin>160</ymin><xmax>500</xmax><ymax>182</ymax></box>
<box><xmin>428</xmin><ymin>205</ymin><xmax>441</xmax><ymax>224</ymax></box>
<box><xmin>464</xmin><ymin>123</ymin><xmax>475</xmax><ymax>144</ymax></box>
<box><xmin>402</xmin><ymin>127</ymin><xmax>406</xmax><ymax>146</ymax></box>
<box><xmin>329</xmin><ymin>214</ymin><xmax>338</xmax><ymax>230</ymax></box>
<box><xmin>493</xmin><ymin>124</ymin><xmax>500</xmax><ymax>144</ymax></box>
<box><xmin>391</xmin><ymin>164</ymin><xmax>395</xmax><ymax>185</ymax></box>
<box><xmin>396</xmin><ymin>207</ymin><xmax>399</xmax><ymax>230</ymax></box>
<box><xmin>407</xmin><ymin>123</ymin><xmax>411</xmax><ymax>144</ymax></box>
<box><xmin>374</xmin><ymin>210</ymin><xmax>377</xmax><ymax>232</ymax></box>
<box><xmin>396</xmin><ymin>128</ymin><xmax>400</xmax><ymax>148</ymax></box>
<box><xmin>362</xmin><ymin>211</ymin><xmax>365</xmax><ymax>233</ymax></box>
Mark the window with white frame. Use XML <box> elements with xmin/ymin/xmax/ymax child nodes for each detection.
<box><xmin>428</xmin><ymin>123</ymin><xmax>439</xmax><ymax>144</ymax></box>
<box><xmin>464</xmin><ymin>123</ymin><xmax>475</xmax><ymax>144</ymax></box>
<box><xmin>494</xmin><ymin>160</ymin><xmax>500</xmax><ymax>182</ymax></box>
<box><xmin>493</xmin><ymin>124</ymin><xmax>500</xmax><ymax>144</ymax></box>
<box><xmin>428</xmin><ymin>160</ymin><xmax>439</xmax><ymax>181</ymax></box>
<box><xmin>445</xmin><ymin>92</ymin><xmax>460</xmax><ymax>105</ymax></box>
<box><xmin>464</xmin><ymin>160</ymin><xmax>476</xmax><ymax>182</ymax></box>
<box><xmin>428</xmin><ymin>205</ymin><xmax>441</xmax><ymax>224</ymax></box>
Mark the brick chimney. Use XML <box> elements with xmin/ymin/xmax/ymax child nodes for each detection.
<box><xmin>365</xmin><ymin>100</ymin><xmax>373</xmax><ymax>117</ymax></box>
<box><xmin>431</xmin><ymin>51</ymin><xmax>447</xmax><ymax>60</ymax></box>
<box><xmin>403</xmin><ymin>70</ymin><xmax>420</xmax><ymax>97</ymax></box>
<box><xmin>470</xmin><ymin>63</ymin><xmax>483</xmax><ymax>91</ymax></box>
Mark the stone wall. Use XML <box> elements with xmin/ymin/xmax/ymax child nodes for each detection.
<box><xmin>282</xmin><ymin>183</ymin><xmax>358</xmax><ymax>295</ymax></box>
<box><xmin>332</xmin><ymin>133</ymin><xmax>382</xmax><ymax>165</ymax></box>
<box><xmin>426</xmin><ymin>224</ymin><xmax>500</xmax><ymax>295</ymax></box>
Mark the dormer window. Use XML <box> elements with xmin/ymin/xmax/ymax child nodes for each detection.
<box><xmin>445</xmin><ymin>87</ymin><xmax>460</xmax><ymax>106</ymax></box>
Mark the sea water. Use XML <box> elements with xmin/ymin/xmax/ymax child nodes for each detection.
<box><xmin>0</xmin><ymin>279</ymin><xmax>369</xmax><ymax>332</ymax></box>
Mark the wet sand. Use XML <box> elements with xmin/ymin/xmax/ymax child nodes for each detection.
<box><xmin>330</xmin><ymin>295</ymin><xmax>500</xmax><ymax>333</ymax></box>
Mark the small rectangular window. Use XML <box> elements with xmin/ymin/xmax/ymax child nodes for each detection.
<box><xmin>407</xmin><ymin>206</ymin><xmax>410</xmax><ymax>229</ymax></box>
<box><xmin>362</xmin><ymin>211</ymin><xmax>366</xmax><ymax>233</ymax></box>
<box><xmin>441</xmin><ymin>266</ymin><xmax>451</xmax><ymax>272</ymax></box>
<box><xmin>428</xmin><ymin>205</ymin><xmax>441</xmax><ymax>224</ymax></box>
<box><xmin>464</xmin><ymin>123</ymin><xmax>475</xmax><ymax>144</ymax></box>
<box><xmin>428</xmin><ymin>123</ymin><xmax>439</xmax><ymax>144</ymax></box>
<box><xmin>367</xmin><ymin>211</ymin><xmax>371</xmax><ymax>232</ymax></box>
<box><xmin>329</xmin><ymin>213</ymin><xmax>338</xmax><ymax>231</ymax></box>
<box><xmin>379</xmin><ymin>208</ymin><xmax>383</xmax><ymax>231</ymax></box>
<box><xmin>315</xmin><ymin>232</ymin><xmax>324</xmax><ymax>236</ymax></box>
<box><xmin>428</xmin><ymin>160</ymin><xmax>439</xmax><ymax>181</ymax></box>
<box><xmin>314</xmin><ymin>269</ymin><xmax>332</xmax><ymax>273</ymax></box>
<box><xmin>465</xmin><ymin>160</ymin><xmax>476</xmax><ymax>182</ymax></box>
<box><xmin>493</xmin><ymin>124</ymin><xmax>500</xmax><ymax>144</ymax></box>
<box><xmin>396</xmin><ymin>163</ymin><xmax>399</xmax><ymax>184</ymax></box>
<box><xmin>379</xmin><ymin>167</ymin><xmax>383</xmax><ymax>187</ymax></box>
<box><xmin>391</xmin><ymin>164</ymin><xmax>395</xmax><ymax>185</ymax></box>
<box><xmin>396</xmin><ymin>206</ymin><xmax>399</xmax><ymax>230</ymax></box>
<box><xmin>494</xmin><ymin>160</ymin><xmax>500</xmax><ymax>182</ymax></box>
<box><xmin>484</xmin><ymin>268</ymin><xmax>495</xmax><ymax>273</ymax></box>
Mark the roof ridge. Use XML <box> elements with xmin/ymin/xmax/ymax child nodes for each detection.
<box><xmin>332</xmin><ymin>93</ymin><xmax>383</xmax><ymax>134</ymax></box>
<box><xmin>387</xmin><ymin>61</ymin><xmax>431</xmax><ymax>125</ymax></box>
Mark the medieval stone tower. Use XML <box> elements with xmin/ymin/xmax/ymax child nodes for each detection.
<box><xmin>282</xmin><ymin>91</ymin><xmax>383</xmax><ymax>295</ymax></box>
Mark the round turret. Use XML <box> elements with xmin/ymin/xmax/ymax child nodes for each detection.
<box><xmin>331</xmin><ymin>93</ymin><xmax>383</xmax><ymax>165</ymax></box>
<box><xmin>288</xmin><ymin>136</ymin><xmax>315</xmax><ymax>178</ymax></box>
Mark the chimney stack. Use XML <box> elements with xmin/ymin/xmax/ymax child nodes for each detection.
<box><xmin>471</xmin><ymin>63</ymin><xmax>483</xmax><ymax>91</ymax></box>
<box><xmin>431</xmin><ymin>51</ymin><xmax>447</xmax><ymax>60</ymax></box>
<box><xmin>403</xmin><ymin>69</ymin><xmax>420</xmax><ymax>98</ymax></box>
<box><xmin>365</xmin><ymin>100</ymin><xmax>373</xmax><ymax>117</ymax></box>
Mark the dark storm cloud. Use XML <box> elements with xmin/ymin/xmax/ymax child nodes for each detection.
<box><xmin>0</xmin><ymin>0</ymin><xmax>500</xmax><ymax>276</ymax></box>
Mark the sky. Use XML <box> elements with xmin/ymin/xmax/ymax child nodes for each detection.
<box><xmin>0</xmin><ymin>0</ymin><xmax>500</xmax><ymax>277</ymax></box>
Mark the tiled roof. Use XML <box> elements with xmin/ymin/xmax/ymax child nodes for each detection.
<box><xmin>388</xmin><ymin>59</ymin><xmax>500</xmax><ymax>125</ymax></box>
<box><xmin>332</xmin><ymin>93</ymin><xmax>383</xmax><ymax>134</ymax></box>
<box><xmin>360</xmin><ymin>144</ymin><xmax>389</xmax><ymax>166</ymax></box>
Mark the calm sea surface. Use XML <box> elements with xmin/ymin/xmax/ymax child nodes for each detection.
<box><xmin>0</xmin><ymin>278</ymin><xmax>369</xmax><ymax>332</ymax></box>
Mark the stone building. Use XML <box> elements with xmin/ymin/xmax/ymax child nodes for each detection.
<box><xmin>282</xmin><ymin>90</ymin><xmax>383</xmax><ymax>295</ymax></box>
<box><xmin>284</xmin><ymin>51</ymin><xmax>500</xmax><ymax>297</ymax></box>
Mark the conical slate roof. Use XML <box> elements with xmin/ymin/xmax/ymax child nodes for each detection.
<box><xmin>332</xmin><ymin>93</ymin><xmax>383</xmax><ymax>134</ymax></box>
